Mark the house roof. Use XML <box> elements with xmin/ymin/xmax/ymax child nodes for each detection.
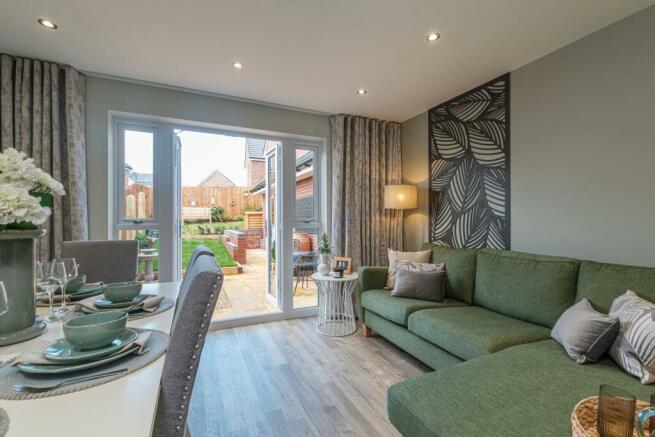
<box><xmin>196</xmin><ymin>169</ymin><xmax>236</xmax><ymax>187</ymax></box>
<box><xmin>245</xmin><ymin>138</ymin><xmax>266</xmax><ymax>161</ymax></box>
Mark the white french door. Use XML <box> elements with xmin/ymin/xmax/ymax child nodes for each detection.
<box><xmin>111</xmin><ymin>114</ymin><xmax>324</xmax><ymax>328</ymax></box>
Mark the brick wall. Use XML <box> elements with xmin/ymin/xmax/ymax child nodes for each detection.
<box><xmin>247</xmin><ymin>160</ymin><xmax>265</xmax><ymax>188</ymax></box>
<box><xmin>296</xmin><ymin>176</ymin><xmax>313</xmax><ymax>198</ymax></box>
<box><xmin>223</xmin><ymin>230</ymin><xmax>247</xmax><ymax>264</ymax></box>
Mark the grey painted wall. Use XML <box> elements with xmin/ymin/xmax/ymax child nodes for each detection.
<box><xmin>401</xmin><ymin>5</ymin><xmax>655</xmax><ymax>267</ymax></box>
<box><xmin>86</xmin><ymin>77</ymin><xmax>331</xmax><ymax>240</ymax></box>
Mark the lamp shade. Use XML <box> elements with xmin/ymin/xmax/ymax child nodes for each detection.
<box><xmin>384</xmin><ymin>185</ymin><xmax>417</xmax><ymax>210</ymax></box>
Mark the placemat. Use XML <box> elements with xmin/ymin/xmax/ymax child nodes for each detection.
<box><xmin>0</xmin><ymin>407</ymin><xmax>8</xmax><ymax>436</ymax></box>
<box><xmin>0</xmin><ymin>329</ymin><xmax>169</xmax><ymax>400</ymax></box>
<box><xmin>74</xmin><ymin>297</ymin><xmax>175</xmax><ymax>321</ymax></box>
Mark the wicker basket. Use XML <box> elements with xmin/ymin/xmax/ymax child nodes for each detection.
<box><xmin>571</xmin><ymin>396</ymin><xmax>651</xmax><ymax>437</ymax></box>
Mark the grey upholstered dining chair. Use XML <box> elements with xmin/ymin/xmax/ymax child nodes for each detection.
<box><xmin>152</xmin><ymin>251</ymin><xmax>223</xmax><ymax>437</ymax></box>
<box><xmin>61</xmin><ymin>240</ymin><xmax>139</xmax><ymax>283</ymax></box>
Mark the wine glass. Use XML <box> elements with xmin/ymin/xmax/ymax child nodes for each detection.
<box><xmin>35</xmin><ymin>261</ymin><xmax>62</xmax><ymax>322</ymax></box>
<box><xmin>55</xmin><ymin>258</ymin><xmax>77</xmax><ymax>316</ymax></box>
<box><xmin>0</xmin><ymin>281</ymin><xmax>8</xmax><ymax>317</ymax></box>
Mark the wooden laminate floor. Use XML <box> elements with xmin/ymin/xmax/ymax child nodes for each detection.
<box><xmin>188</xmin><ymin>317</ymin><xmax>429</xmax><ymax>437</ymax></box>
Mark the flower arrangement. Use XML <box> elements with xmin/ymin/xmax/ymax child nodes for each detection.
<box><xmin>0</xmin><ymin>148</ymin><xmax>65</xmax><ymax>231</ymax></box>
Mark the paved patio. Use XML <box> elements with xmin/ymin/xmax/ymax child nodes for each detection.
<box><xmin>214</xmin><ymin>248</ymin><xmax>317</xmax><ymax>321</ymax></box>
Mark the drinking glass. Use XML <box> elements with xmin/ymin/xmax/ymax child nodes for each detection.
<box><xmin>35</xmin><ymin>261</ymin><xmax>63</xmax><ymax>322</ymax></box>
<box><xmin>598</xmin><ymin>384</ymin><xmax>636</xmax><ymax>437</ymax></box>
<box><xmin>55</xmin><ymin>257</ymin><xmax>77</xmax><ymax>316</ymax></box>
<box><xmin>0</xmin><ymin>281</ymin><xmax>8</xmax><ymax>317</ymax></box>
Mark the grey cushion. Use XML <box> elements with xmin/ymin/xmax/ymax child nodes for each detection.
<box><xmin>152</xmin><ymin>253</ymin><xmax>223</xmax><ymax>437</ymax></box>
<box><xmin>61</xmin><ymin>240</ymin><xmax>138</xmax><ymax>283</ymax></box>
<box><xmin>392</xmin><ymin>269</ymin><xmax>447</xmax><ymax>302</ymax></box>
<box><xmin>609</xmin><ymin>290</ymin><xmax>655</xmax><ymax>384</ymax></box>
<box><xmin>386</xmin><ymin>249</ymin><xmax>432</xmax><ymax>288</ymax></box>
<box><xmin>551</xmin><ymin>298</ymin><xmax>619</xmax><ymax>364</ymax></box>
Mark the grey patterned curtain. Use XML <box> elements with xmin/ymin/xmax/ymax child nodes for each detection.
<box><xmin>331</xmin><ymin>115</ymin><xmax>402</xmax><ymax>270</ymax></box>
<box><xmin>0</xmin><ymin>54</ymin><xmax>88</xmax><ymax>259</ymax></box>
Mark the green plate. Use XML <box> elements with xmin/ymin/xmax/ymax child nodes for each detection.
<box><xmin>18</xmin><ymin>341</ymin><xmax>138</xmax><ymax>375</ymax></box>
<box><xmin>43</xmin><ymin>329</ymin><xmax>138</xmax><ymax>363</ymax></box>
<box><xmin>94</xmin><ymin>294</ymin><xmax>152</xmax><ymax>309</ymax></box>
<box><xmin>67</xmin><ymin>285</ymin><xmax>103</xmax><ymax>301</ymax></box>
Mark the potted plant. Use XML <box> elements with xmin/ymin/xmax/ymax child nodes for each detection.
<box><xmin>317</xmin><ymin>233</ymin><xmax>331</xmax><ymax>276</ymax></box>
<box><xmin>0</xmin><ymin>147</ymin><xmax>65</xmax><ymax>344</ymax></box>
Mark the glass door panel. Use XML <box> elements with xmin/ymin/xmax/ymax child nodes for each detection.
<box><xmin>291</xmin><ymin>146</ymin><xmax>319</xmax><ymax>309</ymax></box>
<box><xmin>265</xmin><ymin>146</ymin><xmax>279</xmax><ymax>302</ymax></box>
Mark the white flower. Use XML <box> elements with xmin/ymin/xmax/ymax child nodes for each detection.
<box><xmin>0</xmin><ymin>184</ymin><xmax>51</xmax><ymax>226</ymax></box>
<box><xmin>0</xmin><ymin>148</ymin><xmax>66</xmax><ymax>196</ymax></box>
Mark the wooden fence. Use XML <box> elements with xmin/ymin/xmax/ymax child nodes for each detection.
<box><xmin>181</xmin><ymin>186</ymin><xmax>263</xmax><ymax>218</ymax></box>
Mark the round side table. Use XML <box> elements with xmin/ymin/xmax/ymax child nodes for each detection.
<box><xmin>312</xmin><ymin>273</ymin><xmax>358</xmax><ymax>336</ymax></box>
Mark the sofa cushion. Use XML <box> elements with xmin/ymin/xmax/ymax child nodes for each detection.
<box><xmin>422</xmin><ymin>243</ymin><xmax>478</xmax><ymax>304</ymax></box>
<box><xmin>408</xmin><ymin>306</ymin><xmax>550</xmax><ymax>360</ymax></box>
<box><xmin>364</xmin><ymin>310</ymin><xmax>463</xmax><ymax>371</ymax></box>
<box><xmin>576</xmin><ymin>260</ymin><xmax>655</xmax><ymax>313</ymax></box>
<box><xmin>474</xmin><ymin>249</ymin><xmax>579</xmax><ymax>327</ymax></box>
<box><xmin>388</xmin><ymin>340</ymin><xmax>654</xmax><ymax>437</ymax></box>
<box><xmin>360</xmin><ymin>289</ymin><xmax>466</xmax><ymax>326</ymax></box>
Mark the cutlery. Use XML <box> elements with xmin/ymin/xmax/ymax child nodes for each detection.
<box><xmin>12</xmin><ymin>367</ymin><xmax>128</xmax><ymax>393</ymax></box>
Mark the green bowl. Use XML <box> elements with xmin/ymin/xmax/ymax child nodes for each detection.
<box><xmin>63</xmin><ymin>311</ymin><xmax>128</xmax><ymax>350</ymax></box>
<box><xmin>103</xmin><ymin>282</ymin><xmax>142</xmax><ymax>303</ymax></box>
<box><xmin>65</xmin><ymin>274</ymin><xmax>87</xmax><ymax>293</ymax></box>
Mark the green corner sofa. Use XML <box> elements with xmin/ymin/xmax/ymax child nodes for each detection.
<box><xmin>357</xmin><ymin>244</ymin><xmax>655</xmax><ymax>436</ymax></box>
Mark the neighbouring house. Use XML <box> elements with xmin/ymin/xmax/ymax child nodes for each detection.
<box><xmin>244</xmin><ymin>138</ymin><xmax>266</xmax><ymax>188</ymax></box>
<box><xmin>196</xmin><ymin>169</ymin><xmax>236</xmax><ymax>187</ymax></box>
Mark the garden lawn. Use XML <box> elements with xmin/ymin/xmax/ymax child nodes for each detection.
<box><xmin>182</xmin><ymin>238</ymin><xmax>236</xmax><ymax>268</ymax></box>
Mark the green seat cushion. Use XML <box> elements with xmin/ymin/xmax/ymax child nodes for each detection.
<box><xmin>423</xmin><ymin>243</ymin><xmax>478</xmax><ymax>304</ymax></box>
<box><xmin>474</xmin><ymin>249</ymin><xmax>579</xmax><ymax>327</ymax></box>
<box><xmin>408</xmin><ymin>306</ymin><xmax>550</xmax><ymax>360</ymax></box>
<box><xmin>388</xmin><ymin>340</ymin><xmax>653</xmax><ymax>437</ymax></box>
<box><xmin>577</xmin><ymin>260</ymin><xmax>655</xmax><ymax>313</ymax></box>
<box><xmin>364</xmin><ymin>310</ymin><xmax>463</xmax><ymax>371</ymax></box>
<box><xmin>360</xmin><ymin>289</ymin><xmax>466</xmax><ymax>326</ymax></box>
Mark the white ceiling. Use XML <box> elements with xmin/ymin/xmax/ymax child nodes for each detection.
<box><xmin>1</xmin><ymin>0</ymin><xmax>653</xmax><ymax>121</ymax></box>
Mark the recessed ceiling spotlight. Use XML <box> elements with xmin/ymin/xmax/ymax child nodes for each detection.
<box><xmin>426</xmin><ymin>32</ymin><xmax>440</xmax><ymax>43</ymax></box>
<box><xmin>37</xmin><ymin>18</ymin><xmax>58</xmax><ymax>30</ymax></box>
<box><xmin>232</xmin><ymin>61</ymin><xmax>243</xmax><ymax>70</ymax></box>
<box><xmin>356</xmin><ymin>88</ymin><xmax>367</xmax><ymax>95</ymax></box>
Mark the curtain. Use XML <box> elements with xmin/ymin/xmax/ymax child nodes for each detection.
<box><xmin>0</xmin><ymin>54</ymin><xmax>88</xmax><ymax>260</ymax></box>
<box><xmin>331</xmin><ymin>114</ymin><xmax>402</xmax><ymax>270</ymax></box>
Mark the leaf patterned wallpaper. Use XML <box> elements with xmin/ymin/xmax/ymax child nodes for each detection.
<box><xmin>428</xmin><ymin>74</ymin><xmax>510</xmax><ymax>249</ymax></box>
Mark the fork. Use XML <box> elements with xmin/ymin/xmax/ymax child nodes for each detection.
<box><xmin>12</xmin><ymin>368</ymin><xmax>128</xmax><ymax>393</ymax></box>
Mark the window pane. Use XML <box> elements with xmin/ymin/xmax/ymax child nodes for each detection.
<box><xmin>294</xmin><ymin>149</ymin><xmax>314</xmax><ymax>222</ymax></box>
<box><xmin>292</xmin><ymin>226</ymin><xmax>318</xmax><ymax>309</ymax></box>
<box><xmin>123</xmin><ymin>130</ymin><xmax>154</xmax><ymax>221</ymax></box>
<box><xmin>118</xmin><ymin>228</ymin><xmax>159</xmax><ymax>282</ymax></box>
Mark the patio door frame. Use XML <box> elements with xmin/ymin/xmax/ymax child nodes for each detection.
<box><xmin>109</xmin><ymin>111</ymin><xmax>326</xmax><ymax>330</ymax></box>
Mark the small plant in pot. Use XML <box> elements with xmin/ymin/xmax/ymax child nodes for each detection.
<box><xmin>317</xmin><ymin>233</ymin><xmax>331</xmax><ymax>276</ymax></box>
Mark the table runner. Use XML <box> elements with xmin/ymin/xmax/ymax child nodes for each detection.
<box><xmin>0</xmin><ymin>329</ymin><xmax>169</xmax><ymax>400</ymax></box>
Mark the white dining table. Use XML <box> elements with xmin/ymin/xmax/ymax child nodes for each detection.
<box><xmin>0</xmin><ymin>281</ymin><xmax>179</xmax><ymax>437</ymax></box>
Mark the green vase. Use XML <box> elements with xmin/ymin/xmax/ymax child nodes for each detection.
<box><xmin>0</xmin><ymin>229</ymin><xmax>47</xmax><ymax>346</ymax></box>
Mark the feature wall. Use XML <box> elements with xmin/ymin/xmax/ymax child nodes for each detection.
<box><xmin>402</xmin><ymin>5</ymin><xmax>655</xmax><ymax>267</ymax></box>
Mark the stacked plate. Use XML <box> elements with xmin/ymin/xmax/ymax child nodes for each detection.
<box><xmin>92</xmin><ymin>294</ymin><xmax>156</xmax><ymax>313</ymax></box>
<box><xmin>18</xmin><ymin>329</ymin><xmax>140</xmax><ymax>375</ymax></box>
<box><xmin>66</xmin><ymin>283</ymin><xmax>103</xmax><ymax>301</ymax></box>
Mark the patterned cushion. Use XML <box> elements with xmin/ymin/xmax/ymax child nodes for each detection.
<box><xmin>395</xmin><ymin>260</ymin><xmax>445</xmax><ymax>273</ymax></box>
<box><xmin>386</xmin><ymin>249</ymin><xmax>432</xmax><ymax>288</ymax></box>
<box><xmin>609</xmin><ymin>290</ymin><xmax>655</xmax><ymax>384</ymax></box>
